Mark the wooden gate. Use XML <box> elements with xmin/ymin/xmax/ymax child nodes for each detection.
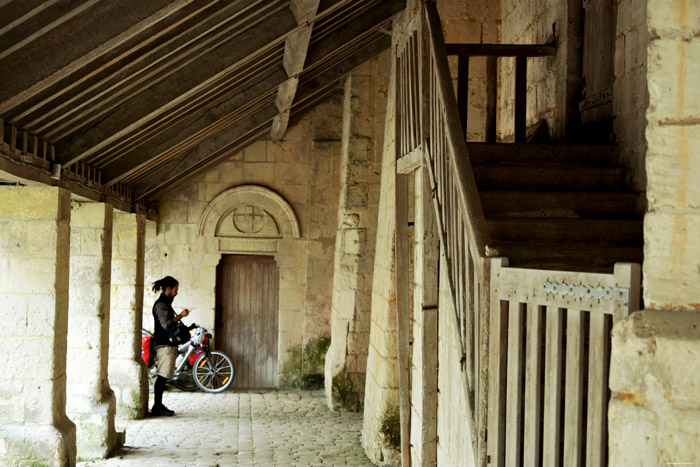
<box><xmin>215</xmin><ymin>254</ymin><xmax>279</xmax><ymax>389</ymax></box>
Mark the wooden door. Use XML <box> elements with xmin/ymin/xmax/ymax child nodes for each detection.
<box><xmin>216</xmin><ymin>255</ymin><xmax>279</xmax><ymax>389</ymax></box>
<box><xmin>579</xmin><ymin>0</ymin><xmax>617</xmax><ymax>137</ymax></box>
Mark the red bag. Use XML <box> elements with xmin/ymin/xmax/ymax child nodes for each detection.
<box><xmin>141</xmin><ymin>334</ymin><xmax>155</xmax><ymax>368</ymax></box>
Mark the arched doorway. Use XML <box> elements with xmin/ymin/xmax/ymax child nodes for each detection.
<box><xmin>216</xmin><ymin>254</ymin><xmax>280</xmax><ymax>389</ymax></box>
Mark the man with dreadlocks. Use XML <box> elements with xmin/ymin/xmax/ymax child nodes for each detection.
<box><xmin>150</xmin><ymin>275</ymin><xmax>190</xmax><ymax>416</ymax></box>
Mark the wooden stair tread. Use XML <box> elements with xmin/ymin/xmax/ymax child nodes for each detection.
<box><xmin>481</xmin><ymin>190</ymin><xmax>642</xmax><ymax>218</ymax></box>
<box><xmin>487</xmin><ymin>218</ymin><xmax>643</xmax><ymax>246</ymax></box>
<box><xmin>466</xmin><ymin>142</ymin><xmax>619</xmax><ymax>166</ymax></box>
<box><xmin>493</xmin><ymin>242</ymin><xmax>643</xmax><ymax>273</ymax></box>
<box><xmin>473</xmin><ymin>166</ymin><xmax>628</xmax><ymax>191</ymax></box>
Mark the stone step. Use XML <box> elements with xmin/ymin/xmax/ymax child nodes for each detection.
<box><xmin>487</xmin><ymin>218</ymin><xmax>643</xmax><ymax>246</ymax></box>
<box><xmin>494</xmin><ymin>242</ymin><xmax>644</xmax><ymax>273</ymax></box>
<box><xmin>466</xmin><ymin>142</ymin><xmax>619</xmax><ymax>166</ymax></box>
<box><xmin>473</xmin><ymin>166</ymin><xmax>628</xmax><ymax>191</ymax></box>
<box><xmin>480</xmin><ymin>190</ymin><xmax>643</xmax><ymax>218</ymax></box>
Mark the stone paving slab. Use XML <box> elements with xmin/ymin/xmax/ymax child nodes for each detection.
<box><xmin>78</xmin><ymin>390</ymin><xmax>374</xmax><ymax>467</ymax></box>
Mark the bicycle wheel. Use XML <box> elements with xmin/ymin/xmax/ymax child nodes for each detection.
<box><xmin>193</xmin><ymin>350</ymin><xmax>235</xmax><ymax>393</ymax></box>
<box><xmin>169</xmin><ymin>369</ymin><xmax>198</xmax><ymax>392</ymax></box>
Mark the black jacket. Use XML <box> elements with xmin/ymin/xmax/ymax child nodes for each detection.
<box><xmin>152</xmin><ymin>294</ymin><xmax>177</xmax><ymax>348</ymax></box>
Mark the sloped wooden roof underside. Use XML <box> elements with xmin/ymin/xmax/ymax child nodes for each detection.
<box><xmin>0</xmin><ymin>0</ymin><xmax>403</xmax><ymax>208</ymax></box>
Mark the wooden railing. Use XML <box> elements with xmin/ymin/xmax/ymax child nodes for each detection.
<box><xmin>447</xmin><ymin>42</ymin><xmax>555</xmax><ymax>142</ymax></box>
<box><xmin>488</xmin><ymin>261</ymin><xmax>641</xmax><ymax>466</ymax></box>
<box><xmin>394</xmin><ymin>4</ymin><xmax>641</xmax><ymax>467</ymax></box>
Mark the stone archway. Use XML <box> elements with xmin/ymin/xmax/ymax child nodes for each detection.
<box><xmin>199</xmin><ymin>185</ymin><xmax>301</xmax><ymax>388</ymax></box>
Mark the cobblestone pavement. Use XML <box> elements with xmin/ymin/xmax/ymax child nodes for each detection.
<box><xmin>79</xmin><ymin>390</ymin><xmax>374</xmax><ymax>467</ymax></box>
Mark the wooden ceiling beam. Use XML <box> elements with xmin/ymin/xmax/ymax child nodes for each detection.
<box><xmin>270</xmin><ymin>0</ymin><xmax>320</xmax><ymax>142</ymax></box>
<box><xmin>132</xmin><ymin>30</ymin><xmax>392</xmax><ymax>201</ymax></box>
<box><xmin>100</xmin><ymin>67</ymin><xmax>288</xmax><ymax>186</ymax></box>
<box><xmin>0</xmin><ymin>0</ymin><xmax>195</xmax><ymax>115</ymax></box>
<box><xmin>56</xmin><ymin>5</ymin><xmax>296</xmax><ymax>168</ymax></box>
<box><xmin>305</xmin><ymin>0</ymin><xmax>404</xmax><ymax>68</ymax></box>
<box><xmin>14</xmin><ymin>0</ymin><xmax>271</xmax><ymax>138</ymax></box>
<box><xmin>130</xmin><ymin>101</ymin><xmax>279</xmax><ymax>200</ymax></box>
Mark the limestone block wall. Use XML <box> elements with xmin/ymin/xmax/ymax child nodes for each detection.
<box><xmin>614</xmin><ymin>0</ymin><xmax>649</xmax><ymax>191</ymax></box>
<box><xmin>361</xmin><ymin>50</ymin><xmax>401</xmax><ymax>466</ymax></box>
<box><xmin>499</xmin><ymin>0</ymin><xmax>561</xmax><ymax>140</ymax></box>
<box><xmin>67</xmin><ymin>202</ymin><xmax>116</xmax><ymax>459</ymax></box>
<box><xmin>440</xmin><ymin>0</ymin><xmax>500</xmax><ymax>141</ymax></box>
<box><xmin>643</xmin><ymin>0</ymin><xmax>700</xmax><ymax>307</ymax></box>
<box><xmin>0</xmin><ymin>186</ymin><xmax>76</xmax><ymax>466</ymax></box>
<box><xmin>325</xmin><ymin>54</ymin><xmax>387</xmax><ymax>410</ymax></box>
<box><xmin>109</xmin><ymin>212</ymin><xmax>148</xmax><ymax>420</ymax></box>
<box><xmin>143</xmin><ymin>97</ymin><xmax>343</xmax><ymax>388</ymax></box>
<box><xmin>609</xmin><ymin>310</ymin><xmax>700</xmax><ymax>465</ymax></box>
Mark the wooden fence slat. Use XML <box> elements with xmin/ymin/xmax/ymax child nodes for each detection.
<box><xmin>543</xmin><ymin>305</ymin><xmax>564</xmax><ymax>467</ymax></box>
<box><xmin>586</xmin><ymin>312</ymin><xmax>609</xmax><ymax>467</ymax></box>
<box><xmin>564</xmin><ymin>309</ymin><xmax>584</xmax><ymax>467</ymax></box>
<box><xmin>505</xmin><ymin>301</ymin><xmax>525</xmax><ymax>466</ymax></box>
<box><xmin>515</xmin><ymin>56</ymin><xmax>528</xmax><ymax>143</ymax></box>
<box><xmin>523</xmin><ymin>303</ymin><xmax>543</xmax><ymax>466</ymax></box>
<box><xmin>487</xmin><ymin>257</ymin><xmax>508</xmax><ymax>466</ymax></box>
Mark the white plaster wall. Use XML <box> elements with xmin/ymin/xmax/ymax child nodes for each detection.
<box><xmin>143</xmin><ymin>97</ymin><xmax>343</xmax><ymax>387</ymax></box>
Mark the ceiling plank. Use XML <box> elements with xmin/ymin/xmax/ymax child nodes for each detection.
<box><xmin>0</xmin><ymin>0</ymin><xmax>196</xmax><ymax>115</ymax></box>
<box><xmin>132</xmin><ymin>31</ymin><xmax>392</xmax><ymax>200</ymax></box>
<box><xmin>100</xmin><ymin>67</ymin><xmax>288</xmax><ymax>185</ymax></box>
<box><xmin>14</xmin><ymin>0</ymin><xmax>269</xmax><ymax>136</ymax></box>
<box><xmin>305</xmin><ymin>0</ymin><xmax>403</xmax><ymax>68</ymax></box>
<box><xmin>130</xmin><ymin>102</ymin><xmax>278</xmax><ymax>200</ymax></box>
<box><xmin>56</xmin><ymin>5</ymin><xmax>296</xmax><ymax>167</ymax></box>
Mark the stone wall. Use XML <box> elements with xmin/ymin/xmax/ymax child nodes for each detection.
<box><xmin>440</xmin><ymin>0</ymin><xmax>500</xmax><ymax>141</ymax></box>
<box><xmin>614</xmin><ymin>0</ymin><xmax>649</xmax><ymax>192</ymax></box>
<box><xmin>0</xmin><ymin>186</ymin><xmax>76</xmax><ymax>466</ymax></box>
<box><xmin>143</xmin><ymin>97</ymin><xmax>343</xmax><ymax>388</ymax></box>
<box><xmin>325</xmin><ymin>54</ymin><xmax>387</xmax><ymax>411</ymax></box>
<box><xmin>643</xmin><ymin>0</ymin><xmax>700</xmax><ymax>307</ymax></box>
<box><xmin>361</xmin><ymin>48</ymin><xmax>401</xmax><ymax>466</ymax></box>
<box><xmin>609</xmin><ymin>310</ymin><xmax>700</xmax><ymax>466</ymax></box>
<box><xmin>499</xmin><ymin>0</ymin><xmax>562</xmax><ymax>140</ymax></box>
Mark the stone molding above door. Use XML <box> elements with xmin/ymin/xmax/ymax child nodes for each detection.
<box><xmin>198</xmin><ymin>185</ymin><xmax>300</xmax><ymax>254</ymax></box>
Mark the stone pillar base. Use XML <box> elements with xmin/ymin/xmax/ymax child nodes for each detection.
<box><xmin>110</xmin><ymin>360</ymin><xmax>148</xmax><ymax>420</ymax></box>
<box><xmin>0</xmin><ymin>419</ymin><xmax>75</xmax><ymax>467</ymax></box>
<box><xmin>68</xmin><ymin>391</ymin><xmax>117</xmax><ymax>459</ymax></box>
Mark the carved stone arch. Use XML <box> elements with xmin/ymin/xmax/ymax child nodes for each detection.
<box><xmin>199</xmin><ymin>185</ymin><xmax>300</xmax><ymax>239</ymax></box>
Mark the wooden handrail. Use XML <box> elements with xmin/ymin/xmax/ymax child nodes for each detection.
<box><xmin>445</xmin><ymin>43</ymin><xmax>556</xmax><ymax>57</ymax></box>
<box><xmin>424</xmin><ymin>1</ymin><xmax>494</xmax><ymax>259</ymax></box>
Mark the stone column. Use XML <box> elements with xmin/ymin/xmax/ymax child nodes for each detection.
<box><xmin>324</xmin><ymin>57</ymin><xmax>385</xmax><ymax>411</ymax></box>
<box><xmin>0</xmin><ymin>186</ymin><xmax>76</xmax><ymax>466</ymax></box>
<box><xmin>66</xmin><ymin>202</ymin><xmax>117</xmax><ymax>458</ymax></box>
<box><xmin>361</xmin><ymin>53</ymin><xmax>401</xmax><ymax>465</ymax></box>
<box><xmin>109</xmin><ymin>212</ymin><xmax>148</xmax><ymax>419</ymax></box>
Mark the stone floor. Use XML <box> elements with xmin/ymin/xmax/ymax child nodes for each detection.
<box><xmin>79</xmin><ymin>390</ymin><xmax>374</xmax><ymax>467</ymax></box>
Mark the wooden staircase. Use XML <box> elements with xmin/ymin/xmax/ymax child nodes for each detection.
<box><xmin>469</xmin><ymin>143</ymin><xmax>644</xmax><ymax>272</ymax></box>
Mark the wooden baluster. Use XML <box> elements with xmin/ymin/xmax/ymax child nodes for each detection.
<box><xmin>458</xmin><ymin>55</ymin><xmax>469</xmax><ymax>140</ymax></box>
<box><xmin>586</xmin><ymin>312</ymin><xmax>610</xmax><ymax>467</ymax></box>
<box><xmin>485</xmin><ymin>56</ymin><xmax>498</xmax><ymax>142</ymax></box>
<box><xmin>505</xmin><ymin>301</ymin><xmax>525</xmax><ymax>466</ymax></box>
<box><xmin>487</xmin><ymin>257</ymin><xmax>508</xmax><ymax>466</ymax></box>
<box><xmin>523</xmin><ymin>303</ymin><xmax>544</xmax><ymax>466</ymax></box>
<box><xmin>515</xmin><ymin>56</ymin><xmax>528</xmax><ymax>143</ymax></box>
<box><xmin>564</xmin><ymin>309</ymin><xmax>585</xmax><ymax>467</ymax></box>
<box><xmin>543</xmin><ymin>305</ymin><xmax>564</xmax><ymax>467</ymax></box>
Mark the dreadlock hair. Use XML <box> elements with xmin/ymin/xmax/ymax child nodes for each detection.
<box><xmin>152</xmin><ymin>276</ymin><xmax>179</xmax><ymax>293</ymax></box>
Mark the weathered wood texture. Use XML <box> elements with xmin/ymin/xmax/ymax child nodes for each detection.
<box><xmin>216</xmin><ymin>255</ymin><xmax>280</xmax><ymax>389</ymax></box>
<box><xmin>487</xmin><ymin>260</ymin><xmax>641</xmax><ymax>467</ymax></box>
